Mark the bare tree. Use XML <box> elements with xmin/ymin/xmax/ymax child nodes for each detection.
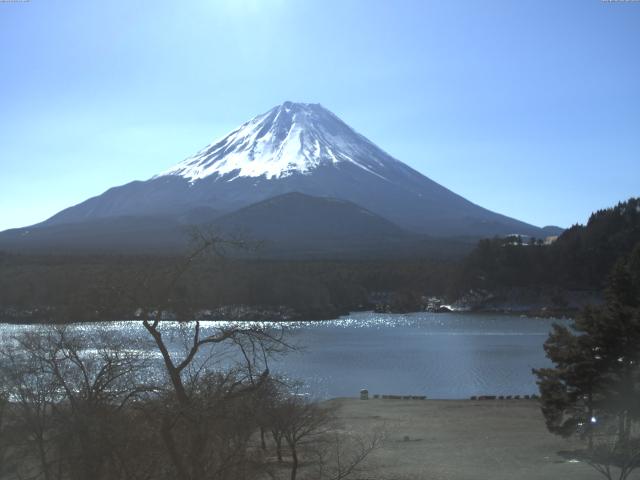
<box><xmin>131</xmin><ymin>231</ymin><xmax>292</xmax><ymax>480</ymax></box>
<box><xmin>278</xmin><ymin>396</ymin><xmax>331</xmax><ymax>480</ymax></box>
<box><xmin>311</xmin><ymin>429</ymin><xmax>384</xmax><ymax>480</ymax></box>
<box><xmin>0</xmin><ymin>334</ymin><xmax>58</xmax><ymax>480</ymax></box>
<box><xmin>560</xmin><ymin>437</ymin><xmax>640</xmax><ymax>480</ymax></box>
<box><xmin>0</xmin><ymin>386</ymin><xmax>19</xmax><ymax>479</ymax></box>
<box><xmin>264</xmin><ymin>390</ymin><xmax>383</xmax><ymax>480</ymax></box>
<box><xmin>0</xmin><ymin>326</ymin><xmax>152</xmax><ymax>480</ymax></box>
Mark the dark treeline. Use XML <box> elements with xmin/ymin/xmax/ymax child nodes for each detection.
<box><xmin>452</xmin><ymin>198</ymin><xmax>640</xmax><ymax>295</ymax></box>
<box><xmin>1</xmin><ymin>197</ymin><xmax>638</xmax><ymax>322</ymax></box>
<box><xmin>0</xmin><ymin>252</ymin><xmax>457</xmax><ymax>322</ymax></box>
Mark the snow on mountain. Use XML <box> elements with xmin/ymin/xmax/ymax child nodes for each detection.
<box><xmin>156</xmin><ymin>101</ymin><xmax>392</xmax><ymax>182</ymax></box>
<box><xmin>19</xmin><ymin>101</ymin><xmax>547</xmax><ymax>241</ymax></box>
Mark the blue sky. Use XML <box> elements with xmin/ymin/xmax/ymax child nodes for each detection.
<box><xmin>1</xmin><ymin>0</ymin><xmax>638</xmax><ymax>231</ymax></box>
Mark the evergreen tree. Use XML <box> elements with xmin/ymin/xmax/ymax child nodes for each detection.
<box><xmin>534</xmin><ymin>246</ymin><xmax>640</xmax><ymax>479</ymax></box>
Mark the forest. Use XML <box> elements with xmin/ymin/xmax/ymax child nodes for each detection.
<box><xmin>0</xmin><ymin>198</ymin><xmax>638</xmax><ymax>323</ymax></box>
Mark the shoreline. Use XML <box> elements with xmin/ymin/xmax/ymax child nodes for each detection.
<box><xmin>0</xmin><ymin>311</ymin><xmax>571</xmax><ymax>326</ymax></box>
<box><xmin>0</xmin><ymin>305</ymin><xmax>575</xmax><ymax>325</ymax></box>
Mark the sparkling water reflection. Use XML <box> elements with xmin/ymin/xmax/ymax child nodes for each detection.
<box><xmin>0</xmin><ymin>311</ymin><xmax>570</xmax><ymax>399</ymax></box>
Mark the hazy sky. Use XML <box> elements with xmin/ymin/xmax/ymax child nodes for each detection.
<box><xmin>1</xmin><ymin>0</ymin><xmax>638</xmax><ymax>231</ymax></box>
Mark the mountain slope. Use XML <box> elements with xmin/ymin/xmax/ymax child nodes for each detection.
<box><xmin>0</xmin><ymin>216</ymin><xmax>189</xmax><ymax>254</ymax></box>
<box><xmin>215</xmin><ymin>192</ymin><xmax>407</xmax><ymax>241</ymax></box>
<box><xmin>38</xmin><ymin>102</ymin><xmax>544</xmax><ymax>238</ymax></box>
<box><xmin>210</xmin><ymin>192</ymin><xmax>475</xmax><ymax>258</ymax></box>
<box><xmin>0</xmin><ymin>193</ymin><xmax>475</xmax><ymax>258</ymax></box>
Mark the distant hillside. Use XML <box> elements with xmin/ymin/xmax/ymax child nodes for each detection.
<box><xmin>212</xmin><ymin>192</ymin><xmax>428</xmax><ymax>257</ymax></box>
<box><xmin>0</xmin><ymin>192</ymin><xmax>475</xmax><ymax>259</ymax></box>
<box><xmin>541</xmin><ymin>225</ymin><xmax>564</xmax><ymax>237</ymax></box>
<box><xmin>215</xmin><ymin>192</ymin><xmax>407</xmax><ymax>240</ymax></box>
<box><xmin>0</xmin><ymin>216</ymin><xmax>190</xmax><ymax>254</ymax></box>
<box><xmin>455</xmin><ymin>197</ymin><xmax>640</xmax><ymax>295</ymax></box>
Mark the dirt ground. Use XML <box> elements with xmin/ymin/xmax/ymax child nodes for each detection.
<box><xmin>327</xmin><ymin>398</ymin><xmax>607</xmax><ymax>480</ymax></box>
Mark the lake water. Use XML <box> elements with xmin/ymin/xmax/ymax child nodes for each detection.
<box><xmin>0</xmin><ymin>311</ymin><xmax>569</xmax><ymax>399</ymax></box>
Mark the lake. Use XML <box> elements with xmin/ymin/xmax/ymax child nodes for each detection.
<box><xmin>0</xmin><ymin>311</ymin><xmax>569</xmax><ymax>399</ymax></box>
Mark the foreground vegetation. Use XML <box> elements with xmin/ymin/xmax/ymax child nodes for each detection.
<box><xmin>0</xmin><ymin>237</ymin><xmax>381</xmax><ymax>480</ymax></box>
<box><xmin>534</xmin><ymin>245</ymin><xmax>640</xmax><ymax>480</ymax></box>
<box><xmin>0</xmin><ymin>325</ymin><xmax>383</xmax><ymax>480</ymax></box>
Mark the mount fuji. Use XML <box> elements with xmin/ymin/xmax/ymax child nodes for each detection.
<box><xmin>1</xmin><ymin>102</ymin><xmax>553</xmax><ymax>254</ymax></box>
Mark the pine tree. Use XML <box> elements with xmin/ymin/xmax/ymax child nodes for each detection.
<box><xmin>534</xmin><ymin>244</ymin><xmax>640</xmax><ymax>479</ymax></box>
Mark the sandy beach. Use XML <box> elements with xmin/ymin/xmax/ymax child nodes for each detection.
<box><xmin>328</xmin><ymin>398</ymin><xmax>603</xmax><ymax>480</ymax></box>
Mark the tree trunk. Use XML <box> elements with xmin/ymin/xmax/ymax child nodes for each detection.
<box><xmin>587</xmin><ymin>390</ymin><xmax>594</xmax><ymax>451</ymax></box>
<box><xmin>290</xmin><ymin>446</ymin><xmax>298</xmax><ymax>480</ymax></box>
<box><xmin>260</xmin><ymin>426</ymin><xmax>267</xmax><ymax>450</ymax></box>
<box><xmin>37</xmin><ymin>432</ymin><xmax>51</xmax><ymax>480</ymax></box>
<box><xmin>188</xmin><ymin>421</ymin><xmax>207</xmax><ymax>480</ymax></box>
<box><xmin>161</xmin><ymin>416</ymin><xmax>189</xmax><ymax>480</ymax></box>
<box><xmin>143</xmin><ymin>322</ymin><xmax>189</xmax><ymax>404</ymax></box>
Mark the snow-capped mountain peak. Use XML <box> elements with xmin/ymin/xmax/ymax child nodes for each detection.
<box><xmin>25</xmin><ymin>101</ymin><xmax>546</xmax><ymax>241</ymax></box>
<box><xmin>156</xmin><ymin>101</ymin><xmax>390</xmax><ymax>182</ymax></box>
